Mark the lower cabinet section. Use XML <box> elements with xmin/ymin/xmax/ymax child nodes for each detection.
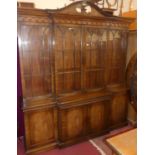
<box><xmin>24</xmin><ymin>107</ymin><xmax>57</xmax><ymax>155</ymax></box>
<box><xmin>58</xmin><ymin>98</ymin><xmax>111</xmax><ymax>146</ymax></box>
<box><xmin>23</xmin><ymin>90</ymin><xmax>129</xmax><ymax>154</ymax></box>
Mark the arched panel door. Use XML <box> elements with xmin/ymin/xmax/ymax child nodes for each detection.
<box><xmin>54</xmin><ymin>25</ymin><xmax>82</xmax><ymax>95</ymax></box>
<box><xmin>18</xmin><ymin>23</ymin><xmax>53</xmax><ymax>98</ymax></box>
<box><xmin>83</xmin><ymin>26</ymin><xmax>107</xmax><ymax>91</ymax></box>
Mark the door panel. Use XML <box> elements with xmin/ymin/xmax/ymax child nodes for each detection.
<box><xmin>24</xmin><ymin>108</ymin><xmax>57</xmax><ymax>149</ymax></box>
<box><xmin>58</xmin><ymin>106</ymin><xmax>87</xmax><ymax>142</ymax></box>
<box><xmin>88</xmin><ymin>100</ymin><xmax>110</xmax><ymax>134</ymax></box>
<box><xmin>110</xmin><ymin>93</ymin><xmax>128</xmax><ymax>127</ymax></box>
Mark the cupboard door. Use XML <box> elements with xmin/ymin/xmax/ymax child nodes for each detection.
<box><xmin>88</xmin><ymin>100</ymin><xmax>110</xmax><ymax>134</ymax></box>
<box><xmin>83</xmin><ymin>27</ymin><xmax>107</xmax><ymax>90</ymax></box>
<box><xmin>110</xmin><ymin>93</ymin><xmax>128</xmax><ymax>128</ymax></box>
<box><xmin>58</xmin><ymin>106</ymin><xmax>87</xmax><ymax>143</ymax></box>
<box><xmin>18</xmin><ymin>24</ymin><xmax>53</xmax><ymax>98</ymax></box>
<box><xmin>54</xmin><ymin>25</ymin><xmax>82</xmax><ymax>95</ymax></box>
<box><xmin>24</xmin><ymin>108</ymin><xmax>57</xmax><ymax>150</ymax></box>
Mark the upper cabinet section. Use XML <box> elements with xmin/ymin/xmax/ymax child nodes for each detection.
<box><xmin>17</xmin><ymin>1</ymin><xmax>133</xmax><ymax>98</ymax></box>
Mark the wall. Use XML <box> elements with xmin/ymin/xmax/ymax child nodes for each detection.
<box><xmin>17</xmin><ymin>0</ymin><xmax>71</xmax><ymax>9</ymax></box>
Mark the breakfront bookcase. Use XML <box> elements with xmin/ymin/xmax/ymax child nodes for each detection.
<box><xmin>17</xmin><ymin>1</ymin><xmax>132</xmax><ymax>154</ymax></box>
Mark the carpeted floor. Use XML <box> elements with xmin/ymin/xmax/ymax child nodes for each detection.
<box><xmin>17</xmin><ymin>125</ymin><xmax>134</xmax><ymax>155</ymax></box>
<box><xmin>17</xmin><ymin>139</ymin><xmax>101</xmax><ymax>155</ymax></box>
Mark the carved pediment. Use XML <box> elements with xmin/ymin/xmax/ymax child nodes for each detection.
<box><xmin>48</xmin><ymin>1</ymin><xmax>115</xmax><ymax>17</ymax></box>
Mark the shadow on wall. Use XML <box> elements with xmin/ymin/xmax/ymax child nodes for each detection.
<box><xmin>126</xmin><ymin>53</ymin><xmax>137</xmax><ymax>111</ymax></box>
<box><xmin>126</xmin><ymin>51</ymin><xmax>137</xmax><ymax>125</ymax></box>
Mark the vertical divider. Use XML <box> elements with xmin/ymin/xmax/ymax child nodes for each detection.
<box><xmin>90</xmin><ymin>30</ymin><xmax>93</xmax><ymax>89</ymax></box>
<box><xmin>29</xmin><ymin>27</ymin><xmax>33</xmax><ymax>97</ymax></box>
<box><xmin>49</xmin><ymin>15</ymin><xmax>56</xmax><ymax>97</ymax></box>
<box><xmin>104</xmin><ymin>29</ymin><xmax>108</xmax><ymax>86</ymax></box>
<box><xmin>41</xmin><ymin>27</ymin><xmax>46</xmax><ymax>94</ymax></box>
<box><xmin>62</xmin><ymin>27</ymin><xmax>65</xmax><ymax>92</ymax></box>
<box><xmin>107</xmin><ymin>29</ymin><xmax>111</xmax><ymax>85</ymax></box>
<box><xmin>81</xmin><ymin>25</ymin><xmax>84</xmax><ymax>92</ymax></box>
<box><xmin>73</xmin><ymin>29</ymin><xmax>76</xmax><ymax>90</ymax></box>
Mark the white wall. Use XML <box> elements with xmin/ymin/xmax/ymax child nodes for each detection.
<box><xmin>17</xmin><ymin>0</ymin><xmax>71</xmax><ymax>9</ymax></box>
<box><xmin>17</xmin><ymin>0</ymin><xmax>137</xmax><ymax>13</ymax></box>
<box><xmin>122</xmin><ymin>0</ymin><xmax>137</xmax><ymax>12</ymax></box>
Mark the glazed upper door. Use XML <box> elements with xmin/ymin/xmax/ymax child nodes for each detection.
<box><xmin>18</xmin><ymin>24</ymin><xmax>53</xmax><ymax>98</ymax></box>
<box><xmin>83</xmin><ymin>26</ymin><xmax>107</xmax><ymax>91</ymax></box>
<box><xmin>106</xmin><ymin>30</ymin><xmax>128</xmax><ymax>85</ymax></box>
<box><xmin>54</xmin><ymin>24</ymin><xmax>82</xmax><ymax>95</ymax></box>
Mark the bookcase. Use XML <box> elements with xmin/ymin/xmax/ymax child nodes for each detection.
<box><xmin>18</xmin><ymin>1</ymin><xmax>132</xmax><ymax>154</ymax></box>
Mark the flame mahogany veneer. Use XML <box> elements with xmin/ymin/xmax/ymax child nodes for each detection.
<box><xmin>17</xmin><ymin>1</ymin><xmax>133</xmax><ymax>154</ymax></box>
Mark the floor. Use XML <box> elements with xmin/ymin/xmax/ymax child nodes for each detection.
<box><xmin>17</xmin><ymin>139</ymin><xmax>100</xmax><ymax>155</ymax></box>
<box><xmin>17</xmin><ymin>125</ymin><xmax>134</xmax><ymax>155</ymax></box>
